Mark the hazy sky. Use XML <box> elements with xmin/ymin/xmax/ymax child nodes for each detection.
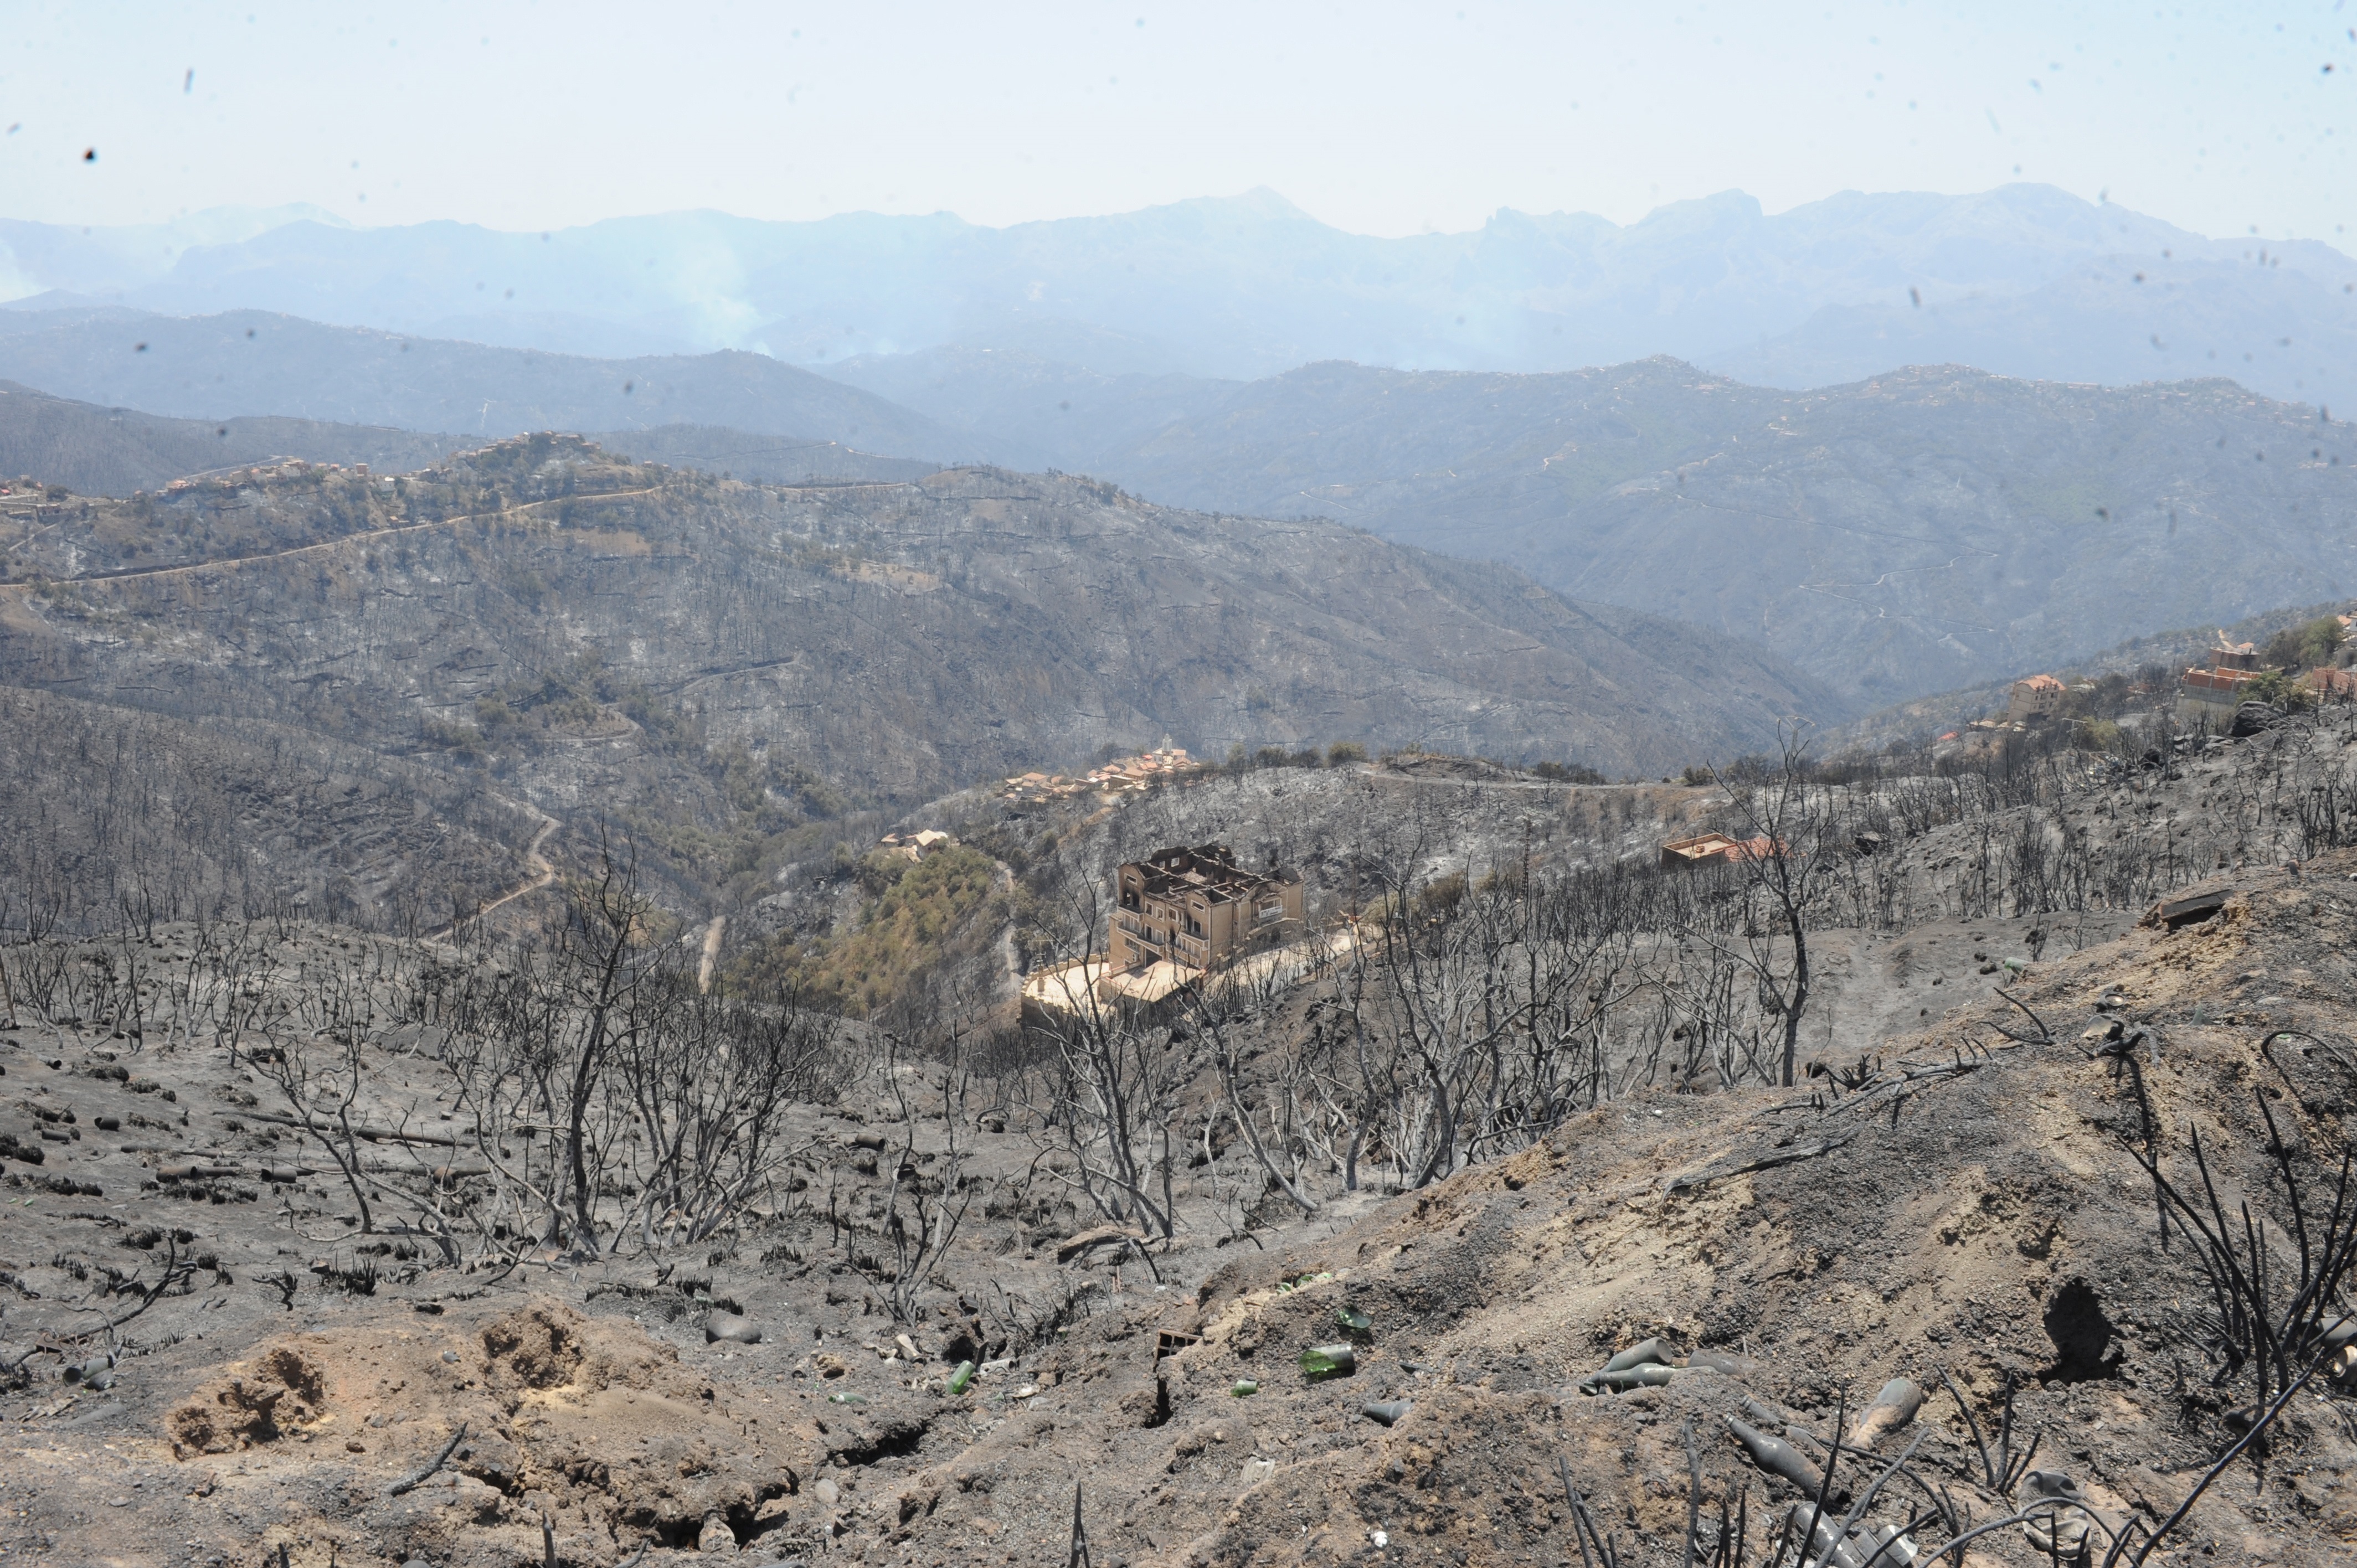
<box><xmin>3</xmin><ymin>1</ymin><xmax>2350</xmax><ymax>242</ymax></box>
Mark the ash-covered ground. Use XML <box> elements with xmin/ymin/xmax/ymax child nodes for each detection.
<box><xmin>8</xmin><ymin>718</ymin><xmax>2357</xmax><ymax>1567</ymax></box>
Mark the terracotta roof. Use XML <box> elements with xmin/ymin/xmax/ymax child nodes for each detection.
<box><xmin>1661</xmin><ymin>831</ymin><xmax>1783</xmax><ymax>866</ymax></box>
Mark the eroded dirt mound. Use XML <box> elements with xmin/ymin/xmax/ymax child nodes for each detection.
<box><xmin>481</xmin><ymin>1301</ymin><xmax>591</xmax><ymax>1393</ymax></box>
<box><xmin>145</xmin><ymin>1298</ymin><xmax>839</xmax><ymax>1564</ymax></box>
<box><xmin>165</xmin><ymin>1344</ymin><xmax>328</xmax><ymax>1457</ymax></box>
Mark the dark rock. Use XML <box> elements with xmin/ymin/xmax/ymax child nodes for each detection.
<box><xmin>2231</xmin><ymin>702</ymin><xmax>2282</xmax><ymax>738</ymax></box>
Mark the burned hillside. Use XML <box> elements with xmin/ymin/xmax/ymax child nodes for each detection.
<box><xmin>5</xmin><ymin>697</ymin><xmax>2357</xmax><ymax>1564</ymax></box>
<box><xmin>0</xmin><ymin>684</ymin><xmax>543</xmax><ymax>936</ymax></box>
<box><xmin>7</xmin><ymin>845</ymin><xmax>2357</xmax><ymax>1564</ymax></box>
<box><xmin>0</xmin><ymin>434</ymin><xmax>1840</xmax><ymax>935</ymax></box>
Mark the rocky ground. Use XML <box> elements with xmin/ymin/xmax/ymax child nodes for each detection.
<box><xmin>6</xmin><ymin>842</ymin><xmax>2356</xmax><ymax>1566</ymax></box>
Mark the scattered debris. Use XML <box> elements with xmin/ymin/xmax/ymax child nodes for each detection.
<box><xmin>1577</xmin><ymin>1338</ymin><xmax>1684</xmax><ymax>1394</ymax></box>
<box><xmin>1846</xmin><ymin>1378</ymin><xmax>1921</xmax><ymax>1448</ymax></box>
<box><xmin>1299</xmin><ymin>1344</ymin><xmax>1356</xmax><ymax>1381</ymax></box>
<box><xmin>1726</xmin><ymin>1416</ymin><xmax>1826</xmax><ymax>1496</ymax></box>
<box><xmin>2144</xmin><ymin>887</ymin><xmax>2234</xmax><ymax>930</ymax></box>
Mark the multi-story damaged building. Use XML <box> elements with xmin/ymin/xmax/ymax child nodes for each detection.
<box><xmin>2005</xmin><ymin>673</ymin><xmax>2066</xmax><ymax>724</ymax></box>
<box><xmin>2176</xmin><ymin>636</ymin><xmax>2266</xmax><ymax>729</ymax></box>
<box><xmin>1108</xmin><ymin>844</ymin><xmax>1304</xmax><ymax>975</ymax></box>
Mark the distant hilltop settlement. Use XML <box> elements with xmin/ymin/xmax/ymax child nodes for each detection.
<box><xmin>162</xmin><ymin>457</ymin><xmax>384</xmax><ymax>492</ymax></box>
<box><xmin>1952</xmin><ymin>671</ymin><xmax>2111</xmax><ymax>741</ymax></box>
<box><xmin>2173</xmin><ymin>627</ymin><xmax>2357</xmax><ymax>724</ymax></box>
<box><xmin>1943</xmin><ymin>610</ymin><xmax>2357</xmax><ymax>748</ymax></box>
<box><xmin>1000</xmin><ymin>739</ymin><xmax>1197</xmax><ymax>803</ymax></box>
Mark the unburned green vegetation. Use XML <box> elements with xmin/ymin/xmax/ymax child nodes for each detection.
<box><xmin>737</xmin><ymin>842</ymin><xmax>1001</xmax><ymax>1015</ymax></box>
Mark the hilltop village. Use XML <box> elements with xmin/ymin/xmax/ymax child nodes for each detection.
<box><xmin>1936</xmin><ymin>606</ymin><xmax>2357</xmax><ymax>755</ymax></box>
<box><xmin>999</xmin><ymin>740</ymin><xmax>1200</xmax><ymax>803</ymax></box>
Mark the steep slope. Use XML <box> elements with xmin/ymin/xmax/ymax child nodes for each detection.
<box><xmin>891</xmin><ymin>858</ymin><xmax>2357</xmax><ymax>1568</ymax></box>
<box><xmin>0</xmin><ymin>685</ymin><xmax>541</xmax><ymax>933</ymax></box>
<box><xmin>0</xmin><ymin>310</ymin><xmax>979</xmax><ymax>462</ymax></box>
<box><xmin>0</xmin><ymin>437</ymin><xmax>1844</xmax><ymax>875</ymax></box>
<box><xmin>1035</xmin><ymin>359</ymin><xmax>2357</xmax><ymax>706</ymax></box>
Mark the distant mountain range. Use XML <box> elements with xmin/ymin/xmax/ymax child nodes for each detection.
<box><xmin>6</xmin><ymin>185</ymin><xmax>2354</xmax><ymax>401</ymax></box>
<box><xmin>11</xmin><ymin>185</ymin><xmax>2355</xmax><ymax>936</ymax></box>
<box><xmin>4</xmin><ymin>302</ymin><xmax>2352</xmax><ymax>714</ymax></box>
<box><xmin>0</xmin><ymin>380</ymin><xmax>470</xmax><ymax>497</ymax></box>
<box><xmin>826</xmin><ymin>352</ymin><xmax>2357</xmax><ymax>708</ymax></box>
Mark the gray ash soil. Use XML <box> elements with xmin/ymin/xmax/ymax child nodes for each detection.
<box><xmin>876</xmin><ymin>858</ymin><xmax>2357</xmax><ymax>1568</ymax></box>
<box><xmin>8</xmin><ymin>854</ymin><xmax>2357</xmax><ymax>1566</ymax></box>
<box><xmin>0</xmin><ymin>914</ymin><xmax>1378</xmax><ymax>1567</ymax></box>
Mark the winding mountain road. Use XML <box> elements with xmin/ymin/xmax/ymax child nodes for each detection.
<box><xmin>2</xmin><ymin>486</ymin><xmax>662</xmax><ymax>591</ymax></box>
<box><xmin>425</xmin><ymin>803</ymin><xmax>561</xmax><ymax>939</ymax></box>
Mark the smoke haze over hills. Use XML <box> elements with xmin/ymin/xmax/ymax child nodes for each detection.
<box><xmin>6</xmin><ymin>309</ymin><xmax>2355</xmax><ymax>715</ymax></box>
<box><xmin>7</xmin><ymin>184</ymin><xmax>2355</xmax><ymax>403</ymax></box>
<box><xmin>0</xmin><ymin>308</ymin><xmax>987</xmax><ymax>461</ymax></box>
